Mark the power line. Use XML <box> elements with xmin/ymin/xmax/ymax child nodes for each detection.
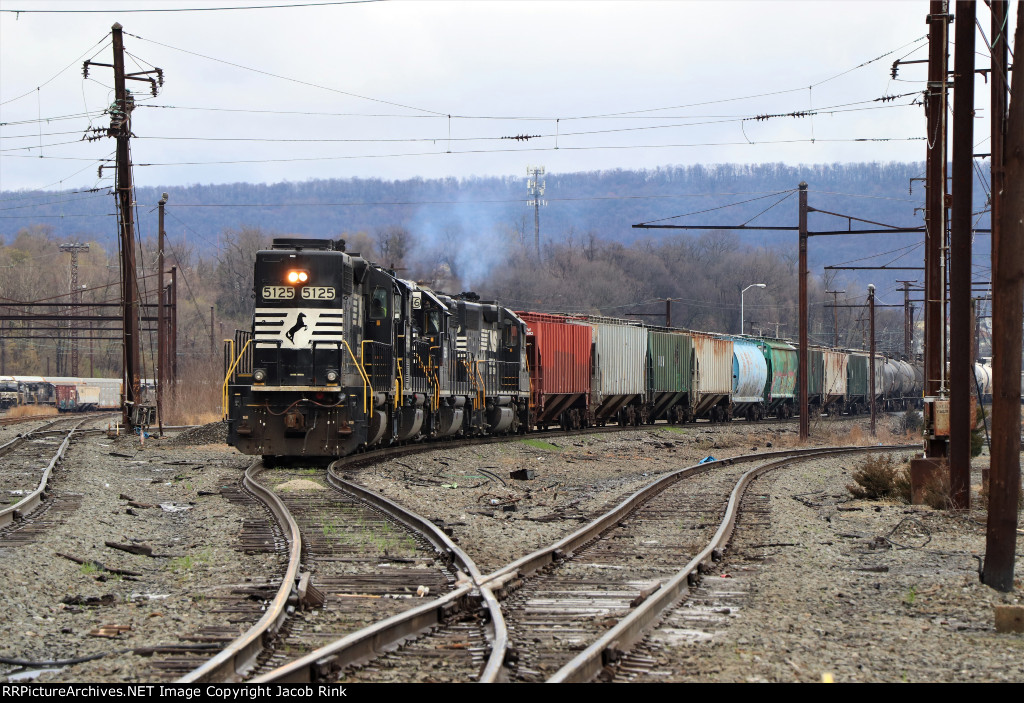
<box><xmin>124</xmin><ymin>30</ymin><xmax>444</xmax><ymax>116</ymax></box>
<box><xmin>5</xmin><ymin>134</ymin><xmax>924</xmax><ymax>167</ymax></box>
<box><xmin>561</xmin><ymin>35</ymin><xmax>928</xmax><ymax>120</ymax></box>
<box><xmin>1</xmin><ymin>0</ymin><xmax>386</xmax><ymax>13</ymax></box>
<box><xmin>121</xmin><ymin>96</ymin><xmax>919</xmax><ymax>147</ymax></box>
<box><xmin>134</xmin><ymin>191</ymin><xmax>800</xmax><ymax>208</ymax></box>
<box><xmin>0</xmin><ymin>34</ymin><xmax>111</xmax><ymax>107</ymax></box>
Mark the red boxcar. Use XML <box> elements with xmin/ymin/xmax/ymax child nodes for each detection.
<box><xmin>518</xmin><ymin>311</ymin><xmax>593</xmax><ymax>430</ymax></box>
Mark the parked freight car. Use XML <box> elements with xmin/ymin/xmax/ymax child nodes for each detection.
<box><xmin>730</xmin><ymin>337</ymin><xmax>768</xmax><ymax>420</ymax></box>
<box><xmin>756</xmin><ymin>339</ymin><xmax>797</xmax><ymax>418</ymax></box>
<box><xmin>822</xmin><ymin>350</ymin><xmax>848</xmax><ymax>414</ymax></box>
<box><xmin>846</xmin><ymin>353</ymin><xmax>869</xmax><ymax>415</ymax></box>
<box><xmin>647</xmin><ymin>327</ymin><xmax>695</xmax><ymax>423</ymax></box>
<box><xmin>519</xmin><ymin>311</ymin><xmax>592</xmax><ymax>431</ymax></box>
<box><xmin>691</xmin><ymin>332</ymin><xmax>733</xmax><ymax>421</ymax></box>
<box><xmin>573</xmin><ymin>316</ymin><xmax>647</xmax><ymax>425</ymax></box>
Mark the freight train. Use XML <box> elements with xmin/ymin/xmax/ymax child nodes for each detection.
<box><xmin>0</xmin><ymin>376</ymin><xmax>123</xmax><ymax>412</ymax></box>
<box><xmin>223</xmin><ymin>238</ymin><xmax>994</xmax><ymax>461</ymax></box>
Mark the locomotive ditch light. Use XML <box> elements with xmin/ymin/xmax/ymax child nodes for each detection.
<box><xmin>253</xmin><ymin>369</ymin><xmax>267</xmax><ymax>383</ymax></box>
<box><xmin>286</xmin><ymin>270</ymin><xmax>309</xmax><ymax>284</ymax></box>
<box><xmin>326</xmin><ymin>371</ymin><xmax>339</xmax><ymax>383</ymax></box>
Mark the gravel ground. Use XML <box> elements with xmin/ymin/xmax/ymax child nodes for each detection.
<box><xmin>2</xmin><ymin>414</ymin><xmax>1020</xmax><ymax>683</ymax></box>
<box><xmin>623</xmin><ymin>451</ymin><xmax>1024</xmax><ymax>683</ymax></box>
<box><xmin>344</xmin><ymin>419</ymin><xmax>898</xmax><ymax>573</ymax></box>
<box><xmin>0</xmin><ymin>422</ymin><xmax>283</xmax><ymax>682</ymax></box>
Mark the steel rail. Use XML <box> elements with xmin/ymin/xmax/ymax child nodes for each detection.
<box><xmin>546</xmin><ymin>443</ymin><xmax>915</xmax><ymax>683</ymax></box>
<box><xmin>177</xmin><ymin>459</ymin><xmax>303</xmax><ymax>683</ymax></box>
<box><xmin>250</xmin><ymin>461</ymin><xmax>509</xmax><ymax>683</ymax></box>
<box><xmin>0</xmin><ymin>419</ymin><xmax>86</xmax><ymax>528</ymax></box>
<box><xmin>478</xmin><ymin>443</ymin><xmax>912</xmax><ymax>590</ymax></box>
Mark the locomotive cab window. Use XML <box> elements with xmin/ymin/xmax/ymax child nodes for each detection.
<box><xmin>503</xmin><ymin>322</ymin><xmax>519</xmax><ymax>347</ymax></box>
<box><xmin>370</xmin><ymin>286</ymin><xmax>388</xmax><ymax>320</ymax></box>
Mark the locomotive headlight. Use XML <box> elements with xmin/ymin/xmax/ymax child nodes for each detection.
<box><xmin>326</xmin><ymin>371</ymin><xmax>339</xmax><ymax>383</ymax></box>
<box><xmin>286</xmin><ymin>270</ymin><xmax>309</xmax><ymax>284</ymax></box>
<box><xmin>253</xmin><ymin>369</ymin><xmax>267</xmax><ymax>382</ymax></box>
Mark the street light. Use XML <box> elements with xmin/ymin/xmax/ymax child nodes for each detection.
<box><xmin>740</xmin><ymin>283</ymin><xmax>767</xmax><ymax>334</ymax></box>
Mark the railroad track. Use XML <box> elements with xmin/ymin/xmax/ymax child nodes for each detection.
<box><xmin>177</xmin><ymin>460</ymin><xmax>506</xmax><ymax>683</ymax></box>
<box><xmin>0</xmin><ymin>416</ymin><xmax>90</xmax><ymax>530</ymax></box>
<box><xmin>188</xmin><ymin>435</ymin><xmax>911</xmax><ymax>684</ymax></box>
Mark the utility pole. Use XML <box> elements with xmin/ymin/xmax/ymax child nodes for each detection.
<box><xmin>59</xmin><ymin>242</ymin><xmax>90</xmax><ymax>376</ymax></box>
<box><xmin>210</xmin><ymin>306</ymin><xmax>215</xmax><ymax>357</ymax></box>
<box><xmin>526</xmin><ymin>166</ymin><xmax>546</xmax><ymax>259</ymax></box>
<box><xmin>913</xmin><ymin>1</ymin><xmax>952</xmax><ymax>497</ymax></box>
<box><xmin>869</xmin><ymin>285</ymin><xmax>877</xmax><ymax>437</ymax></box>
<box><xmin>825</xmin><ymin>289</ymin><xmax>845</xmax><ymax>347</ymax></box>
<box><xmin>923</xmin><ymin>1</ymin><xmax>950</xmax><ymax>452</ymax></box>
<box><xmin>112</xmin><ymin>24</ymin><xmax>139</xmax><ymax>425</ymax></box>
<box><xmin>949</xmin><ymin>0</ymin><xmax>975</xmax><ymax>511</ymax></box>
<box><xmin>984</xmin><ymin>0</ymin><xmax>1022</xmax><ymax>593</ymax></box>
<box><xmin>798</xmin><ymin>182</ymin><xmax>809</xmax><ymax>441</ymax></box>
<box><xmin>84</xmin><ymin>23</ymin><xmax>162</xmax><ymax>425</ymax></box>
<box><xmin>157</xmin><ymin>193</ymin><xmax>167</xmax><ymax>435</ymax></box>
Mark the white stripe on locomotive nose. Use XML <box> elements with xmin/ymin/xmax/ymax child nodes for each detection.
<box><xmin>255</xmin><ymin>308</ymin><xmax>344</xmax><ymax>348</ymax></box>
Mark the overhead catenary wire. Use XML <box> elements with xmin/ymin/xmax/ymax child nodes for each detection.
<box><xmin>0</xmin><ymin>0</ymin><xmax>386</xmax><ymax>13</ymax></box>
<box><xmin>0</xmin><ymin>33</ymin><xmax>111</xmax><ymax>107</ymax></box>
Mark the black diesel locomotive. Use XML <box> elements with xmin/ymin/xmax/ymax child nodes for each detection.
<box><xmin>225</xmin><ymin>238</ymin><xmax>530</xmax><ymax>459</ymax></box>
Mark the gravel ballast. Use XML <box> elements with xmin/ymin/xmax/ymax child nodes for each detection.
<box><xmin>0</xmin><ymin>415</ymin><xmax>1020</xmax><ymax>682</ymax></box>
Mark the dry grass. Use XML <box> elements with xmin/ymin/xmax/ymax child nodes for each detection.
<box><xmin>6</xmin><ymin>404</ymin><xmax>58</xmax><ymax>418</ymax></box>
<box><xmin>813</xmin><ymin>421</ymin><xmax>901</xmax><ymax>447</ymax></box>
<box><xmin>920</xmin><ymin>462</ymin><xmax>952</xmax><ymax>510</ymax></box>
<box><xmin>162</xmin><ymin>357</ymin><xmax>223</xmax><ymax>426</ymax></box>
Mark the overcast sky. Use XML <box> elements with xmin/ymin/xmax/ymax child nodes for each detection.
<box><xmin>0</xmin><ymin>0</ymin><xmax>1014</xmax><ymax>191</ymax></box>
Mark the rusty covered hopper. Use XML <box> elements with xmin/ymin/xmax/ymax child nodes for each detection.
<box><xmin>691</xmin><ymin>332</ymin><xmax>733</xmax><ymax>417</ymax></box>
<box><xmin>518</xmin><ymin>311</ymin><xmax>592</xmax><ymax>425</ymax></box>
<box><xmin>822</xmin><ymin>350</ymin><xmax>848</xmax><ymax>404</ymax></box>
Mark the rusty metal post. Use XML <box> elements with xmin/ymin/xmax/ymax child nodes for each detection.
<box><xmin>210</xmin><ymin>306</ymin><xmax>215</xmax><ymax>357</ymax></box>
<box><xmin>798</xmin><ymin>182</ymin><xmax>809</xmax><ymax>441</ymax></box>
<box><xmin>665</xmin><ymin>299</ymin><xmax>671</xmax><ymax>328</ymax></box>
<box><xmin>924</xmin><ymin>1</ymin><xmax>951</xmax><ymax>458</ymax></box>
<box><xmin>869</xmin><ymin>284</ymin><xmax>876</xmax><ymax>437</ymax></box>
<box><xmin>949</xmin><ymin>0</ymin><xmax>976</xmax><ymax>511</ymax></box>
<box><xmin>157</xmin><ymin>193</ymin><xmax>167</xmax><ymax>435</ymax></box>
<box><xmin>111</xmin><ymin>23</ymin><xmax>141</xmax><ymax>427</ymax></box>
<box><xmin>984</xmin><ymin>0</ymin><xmax>1022</xmax><ymax>593</ymax></box>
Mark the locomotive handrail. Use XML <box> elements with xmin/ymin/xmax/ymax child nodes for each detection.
<box><xmin>396</xmin><ymin>358</ymin><xmax>404</xmax><ymax>409</ymax></box>
<box><xmin>341</xmin><ymin>338</ymin><xmax>373</xmax><ymax>416</ymax></box>
<box><xmin>221</xmin><ymin>337</ymin><xmax>251</xmax><ymax>420</ymax></box>
<box><xmin>473</xmin><ymin>360</ymin><xmax>486</xmax><ymax>409</ymax></box>
<box><xmin>429</xmin><ymin>346</ymin><xmax>441</xmax><ymax>411</ymax></box>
